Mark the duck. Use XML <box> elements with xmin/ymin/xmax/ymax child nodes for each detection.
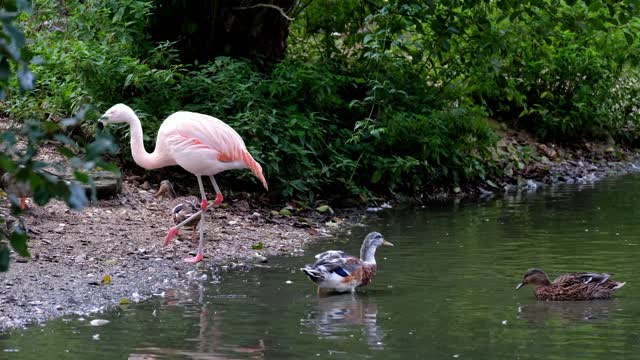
<box><xmin>516</xmin><ymin>268</ymin><xmax>626</xmax><ymax>301</ymax></box>
<box><xmin>1</xmin><ymin>172</ymin><xmax>30</xmax><ymax>210</ymax></box>
<box><xmin>154</xmin><ymin>180</ymin><xmax>201</xmax><ymax>244</ymax></box>
<box><xmin>301</xmin><ymin>232</ymin><xmax>393</xmax><ymax>293</ymax></box>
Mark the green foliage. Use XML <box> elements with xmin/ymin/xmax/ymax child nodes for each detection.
<box><xmin>6</xmin><ymin>0</ymin><xmax>640</xmax><ymax>206</ymax></box>
<box><xmin>0</xmin><ymin>1</ymin><xmax>118</xmax><ymax>271</ymax></box>
<box><xmin>0</xmin><ymin>0</ymin><xmax>34</xmax><ymax>99</ymax></box>
<box><xmin>465</xmin><ymin>1</ymin><xmax>640</xmax><ymax>141</ymax></box>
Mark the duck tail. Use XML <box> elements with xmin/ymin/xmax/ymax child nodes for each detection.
<box><xmin>301</xmin><ymin>266</ymin><xmax>323</xmax><ymax>282</ymax></box>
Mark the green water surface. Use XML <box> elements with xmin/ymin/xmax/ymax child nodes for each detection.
<box><xmin>3</xmin><ymin>174</ymin><xmax>640</xmax><ymax>359</ymax></box>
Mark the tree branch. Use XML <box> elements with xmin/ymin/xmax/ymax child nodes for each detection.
<box><xmin>233</xmin><ymin>3</ymin><xmax>294</xmax><ymax>21</ymax></box>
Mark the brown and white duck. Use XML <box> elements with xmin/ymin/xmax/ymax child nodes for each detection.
<box><xmin>301</xmin><ymin>232</ymin><xmax>393</xmax><ymax>293</ymax></box>
<box><xmin>516</xmin><ymin>268</ymin><xmax>626</xmax><ymax>301</ymax></box>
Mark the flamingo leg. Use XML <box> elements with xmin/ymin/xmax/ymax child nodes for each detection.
<box><xmin>209</xmin><ymin>175</ymin><xmax>223</xmax><ymax>206</ymax></box>
<box><xmin>184</xmin><ymin>175</ymin><xmax>207</xmax><ymax>263</ymax></box>
<box><xmin>164</xmin><ymin>210</ymin><xmax>203</xmax><ymax>245</ymax></box>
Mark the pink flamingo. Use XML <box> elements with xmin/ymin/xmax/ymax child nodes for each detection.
<box><xmin>97</xmin><ymin>104</ymin><xmax>268</xmax><ymax>263</ymax></box>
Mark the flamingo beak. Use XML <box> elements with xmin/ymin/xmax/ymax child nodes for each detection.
<box><xmin>516</xmin><ymin>282</ymin><xmax>524</xmax><ymax>290</ymax></box>
<box><xmin>97</xmin><ymin>115</ymin><xmax>109</xmax><ymax>130</ymax></box>
<box><xmin>383</xmin><ymin>240</ymin><xmax>394</xmax><ymax>246</ymax></box>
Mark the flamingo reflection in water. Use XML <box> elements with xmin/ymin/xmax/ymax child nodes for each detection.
<box><xmin>300</xmin><ymin>293</ymin><xmax>385</xmax><ymax>350</ymax></box>
<box><xmin>131</xmin><ymin>285</ymin><xmax>266</xmax><ymax>359</ymax></box>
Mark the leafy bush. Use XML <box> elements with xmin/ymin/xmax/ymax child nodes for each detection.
<box><xmin>0</xmin><ymin>1</ymin><xmax>118</xmax><ymax>271</ymax></box>
<box><xmin>466</xmin><ymin>1</ymin><xmax>640</xmax><ymax>142</ymax></box>
<box><xmin>7</xmin><ymin>0</ymin><xmax>640</xmax><ymax>205</ymax></box>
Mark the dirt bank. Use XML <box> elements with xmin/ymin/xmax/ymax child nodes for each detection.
<box><xmin>0</xmin><ymin>177</ymin><xmax>357</xmax><ymax>331</ymax></box>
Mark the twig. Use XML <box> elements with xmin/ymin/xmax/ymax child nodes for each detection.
<box><xmin>233</xmin><ymin>3</ymin><xmax>294</xmax><ymax>21</ymax></box>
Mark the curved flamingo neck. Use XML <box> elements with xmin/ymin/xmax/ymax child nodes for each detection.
<box><xmin>125</xmin><ymin>113</ymin><xmax>163</xmax><ymax>170</ymax></box>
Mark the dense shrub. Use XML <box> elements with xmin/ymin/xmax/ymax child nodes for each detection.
<box><xmin>6</xmin><ymin>0</ymin><xmax>640</xmax><ymax>202</ymax></box>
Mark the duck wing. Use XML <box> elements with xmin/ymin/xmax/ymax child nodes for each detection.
<box><xmin>553</xmin><ymin>272</ymin><xmax>611</xmax><ymax>285</ymax></box>
<box><xmin>170</xmin><ymin>196</ymin><xmax>201</xmax><ymax>226</ymax></box>
<box><xmin>302</xmin><ymin>251</ymin><xmax>362</xmax><ymax>281</ymax></box>
<box><xmin>314</xmin><ymin>250</ymin><xmax>348</xmax><ymax>261</ymax></box>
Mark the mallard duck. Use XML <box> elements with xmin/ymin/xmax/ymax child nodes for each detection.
<box><xmin>1</xmin><ymin>172</ymin><xmax>30</xmax><ymax>210</ymax></box>
<box><xmin>154</xmin><ymin>180</ymin><xmax>201</xmax><ymax>244</ymax></box>
<box><xmin>516</xmin><ymin>268</ymin><xmax>626</xmax><ymax>301</ymax></box>
<box><xmin>301</xmin><ymin>232</ymin><xmax>393</xmax><ymax>293</ymax></box>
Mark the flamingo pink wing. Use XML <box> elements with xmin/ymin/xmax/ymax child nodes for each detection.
<box><xmin>164</xmin><ymin>112</ymin><xmax>268</xmax><ymax>189</ymax></box>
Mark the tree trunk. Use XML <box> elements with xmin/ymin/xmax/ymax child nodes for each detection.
<box><xmin>149</xmin><ymin>0</ymin><xmax>294</xmax><ymax>67</ymax></box>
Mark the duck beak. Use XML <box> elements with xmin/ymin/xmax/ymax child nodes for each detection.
<box><xmin>516</xmin><ymin>282</ymin><xmax>524</xmax><ymax>290</ymax></box>
<box><xmin>383</xmin><ymin>240</ymin><xmax>394</xmax><ymax>246</ymax></box>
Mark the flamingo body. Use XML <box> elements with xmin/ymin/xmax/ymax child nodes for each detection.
<box><xmin>98</xmin><ymin>104</ymin><xmax>268</xmax><ymax>263</ymax></box>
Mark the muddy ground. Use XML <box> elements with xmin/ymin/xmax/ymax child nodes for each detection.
<box><xmin>0</xmin><ymin>177</ymin><xmax>360</xmax><ymax>331</ymax></box>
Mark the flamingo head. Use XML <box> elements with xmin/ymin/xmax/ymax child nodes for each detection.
<box><xmin>98</xmin><ymin>103</ymin><xmax>136</xmax><ymax>130</ymax></box>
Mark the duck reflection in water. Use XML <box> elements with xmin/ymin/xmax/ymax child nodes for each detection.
<box><xmin>301</xmin><ymin>293</ymin><xmax>385</xmax><ymax>350</ymax></box>
<box><xmin>517</xmin><ymin>298</ymin><xmax>623</xmax><ymax>325</ymax></box>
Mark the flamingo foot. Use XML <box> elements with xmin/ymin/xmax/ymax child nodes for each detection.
<box><xmin>200</xmin><ymin>199</ymin><xmax>209</xmax><ymax>212</ymax></box>
<box><xmin>164</xmin><ymin>227</ymin><xmax>179</xmax><ymax>246</ymax></box>
<box><xmin>213</xmin><ymin>193</ymin><xmax>223</xmax><ymax>206</ymax></box>
<box><xmin>184</xmin><ymin>252</ymin><xmax>204</xmax><ymax>263</ymax></box>
<box><xmin>20</xmin><ymin>197</ymin><xmax>26</xmax><ymax>210</ymax></box>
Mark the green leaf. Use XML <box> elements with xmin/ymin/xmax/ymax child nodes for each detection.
<box><xmin>73</xmin><ymin>171</ymin><xmax>90</xmax><ymax>184</ymax></box>
<box><xmin>279</xmin><ymin>209</ymin><xmax>292</xmax><ymax>216</ymax></box>
<box><xmin>251</xmin><ymin>242</ymin><xmax>264</xmax><ymax>250</ymax></box>
<box><xmin>10</xmin><ymin>228</ymin><xmax>29</xmax><ymax>257</ymax></box>
<box><xmin>486</xmin><ymin>179</ymin><xmax>498</xmax><ymax>188</ymax></box>
<box><xmin>624</xmin><ymin>31</ymin><xmax>634</xmax><ymax>46</ymax></box>
<box><xmin>315</xmin><ymin>205</ymin><xmax>334</xmax><ymax>214</ymax></box>
<box><xmin>0</xmin><ymin>245</ymin><xmax>10</xmax><ymax>272</ymax></box>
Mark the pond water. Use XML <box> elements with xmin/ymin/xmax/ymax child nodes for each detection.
<box><xmin>3</xmin><ymin>174</ymin><xmax>640</xmax><ymax>359</ymax></box>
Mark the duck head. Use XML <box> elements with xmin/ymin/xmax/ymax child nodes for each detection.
<box><xmin>516</xmin><ymin>268</ymin><xmax>551</xmax><ymax>289</ymax></box>
<box><xmin>360</xmin><ymin>232</ymin><xmax>393</xmax><ymax>263</ymax></box>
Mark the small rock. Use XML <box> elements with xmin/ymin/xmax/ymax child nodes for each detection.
<box><xmin>538</xmin><ymin>144</ymin><xmax>558</xmax><ymax>159</ymax></box>
<box><xmin>253</xmin><ymin>253</ymin><xmax>268</xmax><ymax>263</ymax></box>
<box><xmin>89</xmin><ymin>319</ymin><xmax>109</xmax><ymax>326</ymax></box>
<box><xmin>92</xmin><ymin>334</ymin><xmax>100</xmax><ymax>340</ymax></box>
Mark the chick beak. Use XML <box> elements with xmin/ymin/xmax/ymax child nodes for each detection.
<box><xmin>154</xmin><ymin>183</ymin><xmax>167</xmax><ymax>198</ymax></box>
<box><xmin>383</xmin><ymin>240</ymin><xmax>394</xmax><ymax>246</ymax></box>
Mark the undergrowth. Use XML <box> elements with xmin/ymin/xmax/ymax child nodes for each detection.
<box><xmin>5</xmin><ymin>0</ymin><xmax>640</xmax><ymax>203</ymax></box>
